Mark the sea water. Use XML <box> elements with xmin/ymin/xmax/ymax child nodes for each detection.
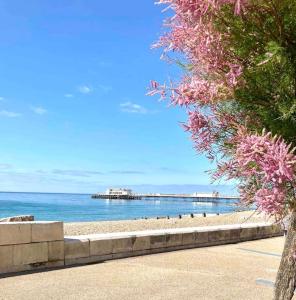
<box><xmin>0</xmin><ymin>192</ymin><xmax>241</xmax><ymax>222</ymax></box>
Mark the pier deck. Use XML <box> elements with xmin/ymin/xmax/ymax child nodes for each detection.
<box><xmin>138</xmin><ymin>193</ymin><xmax>238</xmax><ymax>199</ymax></box>
<box><xmin>91</xmin><ymin>193</ymin><xmax>239</xmax><ymax>202</ymax></box>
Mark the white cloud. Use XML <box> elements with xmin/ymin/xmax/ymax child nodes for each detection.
<box><xmin>0</xmin><ymin>163</ymin><xmax>13</xmax><ymax>170</ymax></box>
<box><xmin>31</xmin><ymin>106</ymin><xmax>47</xmax><ymax>115</ymax></box>
<box><xmin>78</xmin><ymin>85</ymin><xmax>93</xmax><ymax>94</ymax></box>
<box><xmin>64</xmin><ymin>94</ymin><xmax>74</xmax><ymax>98</ymax></box>
<box><xmin>109</xmin><ymin>170</ymin><xmax>145</xmax><ymax>175</ymax></box>
<box><xmin>52</xmin><ymin>169</ymin><xmax>103</xmax><ymax>177</ymax></box>
<box><xmin>120</xmin><ymin>102</ymin><xmax>148</xmax><ymax>114</ymax></box>
<box><xmin>0</xmin><ymin>110</ymin><xmax>21</xmax><ymax>118</ymax></box>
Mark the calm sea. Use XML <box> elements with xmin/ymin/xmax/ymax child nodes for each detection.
<box><xmin>0</xmin><ymin>192</ymin><xmax>240</xmax><ymax>222</ymax></box>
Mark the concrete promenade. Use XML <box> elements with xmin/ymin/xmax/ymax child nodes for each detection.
<box><xmin>0</xmin><ymin>237</ymin><xmax>285</xmax><ymax>300</ymax></box>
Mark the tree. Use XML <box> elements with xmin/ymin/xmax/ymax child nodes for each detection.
<box><xmin>150</xmin><ymin>1</ymin><xmax>296</xmax><ymax>299</ymax></box>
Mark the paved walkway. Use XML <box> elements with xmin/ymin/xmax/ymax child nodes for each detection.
<box><xmin>0</xmin><ymin>237</ymin><xmax>284</xmax><ymax>300</ymax></box>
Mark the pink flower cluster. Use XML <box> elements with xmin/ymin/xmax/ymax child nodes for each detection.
<box><xmin>183</xmin><ymin>110</ymin><xmax>214</xmax><ymax>154</ymax></box>
<box><xmin>235</xmin><ymin>133</ymin><xmax>296</xmax><ymax>184</ymax></box>
<box><xmin>223</xmin><ymin>132</ymin><xmax>296</xmax><ymax>215</ymax></box>
<box><xmin>182</xmin><ymin>106</ymin><xmax>245</xmax><ymax>159</ymax></box>
<box><xmin>150</xmin><ymin>0</ymin><xmax>245</xmax><ymax>105</ymax></box>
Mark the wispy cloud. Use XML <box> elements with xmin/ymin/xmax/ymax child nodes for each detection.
<box><xmin>159</xmin><ymin>167</ymin><xmax>172</xmax><ymax>172</ymax></box>
<box><xmin>0</xmin><ymin>163</ymin><xmax>13</xmax><ymax>170</ymax></box>
<box><xmin>158</xmin><ymin>167</ymin><xmax>191</xmax><ymax>174</ymax></box>
<box><xmin>78</xmin><ymin>85</ymin><xmax>93</xmax><ymax>94</ymax></box>
<box><xmin>98</xmin><ymin>84</ymin><xmax>112</xmax><ymax>93</ymax></box>
<box><xmin>0</xmin><ymin>110</ymin><xmax>21</xmax><ymax>118</ymax></box>
<box><xmin>31</xmin><ymin>106</ymin><xmax>47</xmax><ymax>115</ymax></box>
<box><xmin>109</xmin><ymin>170</ymin><xmax>146</xmax><ymax>175</ymax></box>
<box><xmin>0</xmin><ymin>170</ymin><xmax>104</xmax><ymax>193</ymax></box>
<box><xmin>64</xmin><ymin>94</ymin><xmax>74</xmax><ymax>98</ymax></box>
<box><xmin>120</xmin><ymin>102</ymin><xmax>150</xmax><ymax>114</ymax></box>
<box><xmin>41</xmin><ymin>169</ymin><xmax>146</xmax><ymax>177</ymax></box>
<box><xmin>52</xmin><ymin>169</ymin><xmax>103</xmax><ymax>177</ymax></box>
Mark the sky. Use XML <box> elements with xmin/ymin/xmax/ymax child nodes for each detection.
<box><xmin>0</xmin><ymin>0</ymin><xmax>235</xmax><ymax>194</ymax></box>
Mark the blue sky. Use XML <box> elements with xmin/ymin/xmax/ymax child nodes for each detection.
<box><xmin>0</xmin><ymin>0</ymin><xmax>232</xmax><ymax>193</ymax></box>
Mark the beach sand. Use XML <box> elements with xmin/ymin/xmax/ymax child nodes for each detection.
<box><xmin>64</xmin><ymin>210</ymin><xmax>274</xmax><ymax>236</ymax></box>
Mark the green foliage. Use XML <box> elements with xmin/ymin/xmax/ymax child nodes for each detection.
<box><xmin>218</xmin><ymin>0</ymin><xmax>296</xmax><ymax>146</ymax></box>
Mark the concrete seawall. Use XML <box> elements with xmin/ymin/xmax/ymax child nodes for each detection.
<box><xmin>0</xmin><ymin>222</ymin><xmax>283</xmax><ymax>275</ymax></box>
<box><xmin>0</xmin><ymin>221</ymin><xmax>64</xmax><ymax>274</ymax></box>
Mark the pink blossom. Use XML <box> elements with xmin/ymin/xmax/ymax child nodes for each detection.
<box><xmin>150</xmin><ymin>0</ymin><xmax>245</xmax><ymax>106</ymax></box>
<box><xmin>183</xmin><ymin>110</ymin><xmax>215</xmax><ymax>153</ymax></box>
<box><xmin>222</xmin><ymin>131</ymin><xmax>296</xmax><ymax>216</ymax></box>
<box><xmin>255</xmin><ymin>188</ymin><xmax>286</xmax><ymax>215</ymax></box>
<box><xmin>151</xmin><ymin>0</ymin><xmax>296</xmax><ymax>218</ymax></box>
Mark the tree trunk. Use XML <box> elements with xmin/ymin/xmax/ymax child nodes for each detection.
<box><xmin>274</xmin><ymin>211</ymin><xmax>296</xmax><ymax>300</ymax></box>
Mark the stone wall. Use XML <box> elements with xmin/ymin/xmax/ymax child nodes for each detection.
<box><xmin>0</xmin><ymin>221</ymin><xmax>64</xmax><ymax>274</ymax></box>
<box><xmin>0</xmin><ymin>222</ymin><xmax>283</xmax><ymax>275</ymax></box>
<box><xmin>63</xmin><ymin>223</ymin><xmax>283</xmax><ymax>266</ymax></box>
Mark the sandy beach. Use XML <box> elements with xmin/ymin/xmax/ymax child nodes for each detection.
<box><xmin>64</xmin><ymin>210</ymin><xmax>274</xmax><ymax>236</ymax></box>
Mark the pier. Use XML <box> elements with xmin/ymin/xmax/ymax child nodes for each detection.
<box><xmin>91</xmin><ymin>192</ymin><xmax>239</xmax><ymax>202</ymax></box>
<box><xmin>92</xmin><ymin>188</ymin><xmax>141</xmax><ymax>200</ymax></box>
<box><xmin>91</xmin><ymin>194</ymin><xmax>141</xmax><ymax>200</ymax></box>
<box><xmin>137</xmin><ymin>193</ymin><xmax>238</xmax><ymax>199</ymax></box>
<box><xmin>137</xmin><ymin>193</ymin><xmax>239</xmax><ymax>203</ymax></box>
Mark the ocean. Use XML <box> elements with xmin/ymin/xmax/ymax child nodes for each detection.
<box><xmin>0</xmin><ymin>192</ymin><xmax>241</xmax><ymax>222</ymax></box>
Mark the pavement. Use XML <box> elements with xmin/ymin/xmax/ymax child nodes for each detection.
<box><xmin>0</xmin><ymin>237</ymin><xmax>284</xmax><ymax>300</ymax></box>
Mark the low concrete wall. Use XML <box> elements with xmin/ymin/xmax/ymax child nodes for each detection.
<box><xmin>0</xmin><ymin>221</ymin><xmax>64</xmax><ymax>274</ymax></box>
<box><xmin>64</xmin><ymin>223</ymin><xmax>283</xmax><ymax>266</ymax></box>
<box><xmin>0</xmin><ymin>222</ymin><xmax>283</xmax><ymax>275</ymax></box>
